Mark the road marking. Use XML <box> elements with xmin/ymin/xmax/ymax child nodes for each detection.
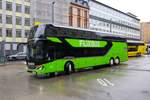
<box><xmin>103</xmin><ymin>78</ymin><xmax>114</xmax><ymax>86</ymax></box>
<box><xmin>97</xmin><ymin>78</ymin><xmax>114</xmax><ymax>87</ymax></box>
<box><xmin>97</xmin><ymin>78</ymin><xmax>108</xmax><ymax>86</ymax></box>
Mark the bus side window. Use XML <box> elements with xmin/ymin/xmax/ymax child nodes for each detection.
<box><xmin>47</xmin><ymin>47</ymin><xmax>55</xmax><ymax>60</ymax></box>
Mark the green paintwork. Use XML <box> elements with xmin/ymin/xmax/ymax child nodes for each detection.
<box><xmin>47</xmin><ymin>37</ymin><xmax>62</xmax><ymax>43</ymax></box>
<box><xmin>27</xmin><ymin>38</ymin><xmax>128</xmax><ymax>75</ymax></box>
<box><xmin>65</xmin><ymin>38</ymin><xmax>107</xmax><ymax>47</ymax></box>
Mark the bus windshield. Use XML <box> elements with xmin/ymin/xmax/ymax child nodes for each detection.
<box><xmin>29</xmin><ymin>25</ymin><xmax>46</xmax><ymax>39</ymax></box>
<box><xmin>27</xmin><ymin>40</ymin><xmax>54</xmax><ymax>65</ymax></box>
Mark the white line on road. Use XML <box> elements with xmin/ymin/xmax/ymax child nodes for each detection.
<box><xmin>97</xmin><ymin>78</ymin><xmax>108</xmax><ymax>86</ymax></box>
<box><xmin>97</xmin><ymin>78</ymin><xmax>114</xmax><ymax>87</ymax></box>
<box><xmin>103</xmin><ymin>78</ymin><xmax>114</xmax><ymax>86</ymax></box>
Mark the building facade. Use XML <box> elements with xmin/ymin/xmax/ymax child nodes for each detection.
<box><xmin>31</xmin><ymin>0</ymin><xmax>140</xmax><ymax>40</ymax></box>
<box><xmin>69</xmin><ymin>0</ymin><xmax>89</xmax><ymax>28</ymax></box>
<box><xmin>31</xmin><ymin>0</ymin><xmax>69</xmax><ymax>26</ymax></box>
<box><xmin>141</xmin><ymin>22</ymin><xmax>150</xmax><ymax>44</ymax></box>
<box><xmin>89</xmin><ymin>0</ymin><xmax>141</xmax><ymax>40</ymax></box>
<box><xmin>31</xmin><ymin>0</ymin><xmax>90</xmax><ymax>29</ymax></box>
<box><xmin>0</xmin><ymin>0</ymin><xmax>31</xmax><ymax>55</ymax></box>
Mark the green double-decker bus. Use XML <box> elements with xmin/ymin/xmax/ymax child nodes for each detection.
<box><xmin>26</xmin><ymin>24</ymin><xmax>128</xmax><ymax>75</ymax></box>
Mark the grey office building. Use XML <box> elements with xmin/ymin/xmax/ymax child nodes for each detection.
<box><xmin>31</xmin><ymin>0</ymin><xmax>69</xmax><ymax>26</ymax></box>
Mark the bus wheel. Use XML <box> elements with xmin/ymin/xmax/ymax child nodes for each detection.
<box><xmin>12</xmin><ymin>57</ymin><xmax>17</xmax><ymax>61</ymax></box>
<box><xmin>136</xmin><ymin>53</ymin><xmax>141</xmax><ymax>57</ymax></box>
<box><xmin>64</xmin><ymin>62</ymin><xmax>74</xmax><ymax>75</ymax></box>
<box><xmin>49</xmin><ymin>72</ymin><xmax>55</xmax><ymax>77</ymax></box>
<box><xmin>115</xmin><ymin>57</ymin><xmax>120</xmax><ymax>65</ymax></box>
<box><xmin>109</xmin><ymin>58</ymin><xmax>114</xmax><ymax>66</ymax></box>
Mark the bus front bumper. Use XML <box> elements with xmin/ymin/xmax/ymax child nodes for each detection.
<box><xmin>27</xmin><ymin>65</ymin><xmax>44</xmax><ymax>75</ymax></box>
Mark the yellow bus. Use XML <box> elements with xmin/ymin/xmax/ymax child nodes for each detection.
<box><xmin>127</xmin><ymin>40</ymin><xmax>146</xmax><ymax>57</ymax></box>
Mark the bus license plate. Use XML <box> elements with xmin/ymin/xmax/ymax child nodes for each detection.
<box><xmin>28</xmin><ymin>63</ymin><xmax>34</xmax><ymax>66</ymax></box>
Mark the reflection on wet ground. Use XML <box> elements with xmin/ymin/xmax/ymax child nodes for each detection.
<box><xmin>0</xmin><ymin>55</ymin><xmax>150</xmax><ymax>100</ymax></box>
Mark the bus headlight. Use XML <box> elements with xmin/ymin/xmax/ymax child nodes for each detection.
<box><xmin>37</xmin><ymin>65</ymin><xmax>43</xmax><ymax>70</ymax></box>
<box><xmin>39</xmin><ymin>67</ymin><xmax>43</xmax><ymax>70</ymax></box>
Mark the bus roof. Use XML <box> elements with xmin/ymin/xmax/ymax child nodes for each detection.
<box><xmin>31</xmin><ymin>24</ymin><xmax>127</xmax><ymax>41</ymax></box>
<box><xmin>53</xmin><ymin>24</ymin><xmax>125</xmax><ymax>37</ymax></box>
<box><xmin>44</xmin><ymin>24</ymin><xmax>126</xmax><ymax>38</ymax></box>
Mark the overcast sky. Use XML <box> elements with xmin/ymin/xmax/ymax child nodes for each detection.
<box><xmin>97</xmin><ymin>0</ymin><xmax>149</xmax><ymax>22</ymax></box>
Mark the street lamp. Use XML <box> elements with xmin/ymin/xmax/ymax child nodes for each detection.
<box><xmin>52</xmin><ymin>1</ymin><xmax>55</xmax><ymax>24</ymax></box>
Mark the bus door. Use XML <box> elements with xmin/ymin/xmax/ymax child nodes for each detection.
<box><xmin>47</xmin><ymin>46</ymin><xmax>56</xmax><ymax>61</ymax></box>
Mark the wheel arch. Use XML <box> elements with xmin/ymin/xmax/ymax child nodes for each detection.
<box><xmin>64</xmin><ymin>60</ymin><xmax>75</xmax><ymax>72</ymax></box>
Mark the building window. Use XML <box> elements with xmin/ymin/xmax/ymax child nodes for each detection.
<box><xmin>84</xmin><ymin>19</ymin><xmax>87</xmax><ymax>28</ymax></box>
<box><xmin>0</xmin><ymin>14</ymin><xmax>2</xmax><ymax>23</ymax></box>
<box><xmin>16</xmin><ymin>16</ymin><xmax>22</xmax><ymax>25</ymax></box>
<box><xmin>77</xmin><ymin>17</ymin><xmax>81</xmax><ymax>27</ymax></box>
<box><xmin>16</xmin><ymin>4</ymin><xmax>22</xmax><ymax>12</ymax></box>
<box><xmin>84</xmin><ymin>11</ymin><xmax>88</xmax><ymax>28</ymax></box>
<box><xmin>13</xmin><ymin>44</ymin><xmax>17</xmax><ymax>50</ymax></box>
<box><xmin>6</xmin><ymin>2</ymin><xmax>12</xmax><ymax>11</ymax></box>
<box><xmin>6</xmin><ymin>28</ymin><xmax>12</xmax><ymax>37</ymax></box>
<box><xmin>84</xmin><ymin>11</ymin><xmax>87</xmax><ymax>18</ymax></box>
<box><xmin>77</xmin><ymin>8</ymin><xmax>81</xmax><ymax>27</ymax></box>
<box><xmin>77</xmin><ymin>8</ymin><xmax>80</xmax><ymax>16</ymax></box>
<box><xmin>5</xmin><ymin>44</ymin><xmax>11</xmax><ymax>50</ymax></box>
<box><xmin>25</xmin><ymin>6</ymin><xmax>30</xmax><ymax>14</ymax></box>
<box><xmin>69</xmin><ymin>6</ymin><xmax>73</xmax><ymax>26</ymax></box>
<box><xmin>16</xmin><ymin>29</ymin><xmax>22</xmax><ymax>37</ymax></box>
<box><xmin>25</xmin><ymin>0</ymin><xmax>30</xmax><ymax>2</ymax></box>
<box><xmin>0</xmin><ymin>0</ymin><xmax>2</xmax><ymax>9</ymax></box>
<box><xmin>0</xmin><ymin>28</ymin><xmax>1</xmax><ymax>37</ymax></box>
<box><xmin>6</xmin><ymin>15</ymin><xmax>12</xmax><ymax>24</ymax></box>
<box><xmin>25</xmin><ymin>18</ymin><xmax>30</xmax><ymax>26</ymax></box>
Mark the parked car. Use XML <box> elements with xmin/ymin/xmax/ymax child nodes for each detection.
<box><xmin>7</xmin><ymin>52</ymin><xmax>27</xmax><ymax>61</ymax></box>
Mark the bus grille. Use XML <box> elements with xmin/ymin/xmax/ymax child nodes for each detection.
<box><xmin>28</xmin><ymin>65</ymin><xmax>36</xmax><ymax>69</ymax></box>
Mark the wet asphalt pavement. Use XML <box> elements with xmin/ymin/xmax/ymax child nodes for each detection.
<box><xmin>0</xmin><ymin>55</ymin><xmax>150</xmax><ymax>100</ymax></box>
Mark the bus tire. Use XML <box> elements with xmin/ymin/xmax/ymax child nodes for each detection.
<box><xmin>115</xmin><ymin>57</ymin><xmax>120</xmax><ymax>65</ymax></box>
<box><xmin>109</xmin><ymin>58</ymin><xmax>114</xmax><ymax>66</ymax></box>
<box><xmin>64</xmin><ymin>61</ymin><xmax>74</xmax><ymax>75</ymax></box>
<box><xmin>12</xmin><ymin>57</ymin><xmax>17</xmax><ymax>61</ymax></box>
<box><xmin>49</xmin><ymin>72</ymin><xmax>55</xmax><ymax>77</ymax></box>
<box><xmin>136</xmin><ymin>53</ymin><xmax>141</xmax><ymax>57</ymax></box>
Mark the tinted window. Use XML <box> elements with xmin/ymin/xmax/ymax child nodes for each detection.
<box><xmin>128</xmin><ymin>43</ymin><xmax>144</xmax><ymax>46</ymax></box>
<box><xmin>128</xmin><ymin>46</ymin><xmax>138</xmax><ymax>52</ymax></box>
<box><xmin>45</xmin><ymin>25</ymin><xmax>58</xmax><ymax>37</ymax></box>
<box><xmin>45</xmin><ymin>25</ymin><xmax>100</xmax><ymax>39</ymax></box>
<box><xmin>45</xmin><ymin>25</ymin><xmax>126</xmax><ymax>41</ymax></box>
